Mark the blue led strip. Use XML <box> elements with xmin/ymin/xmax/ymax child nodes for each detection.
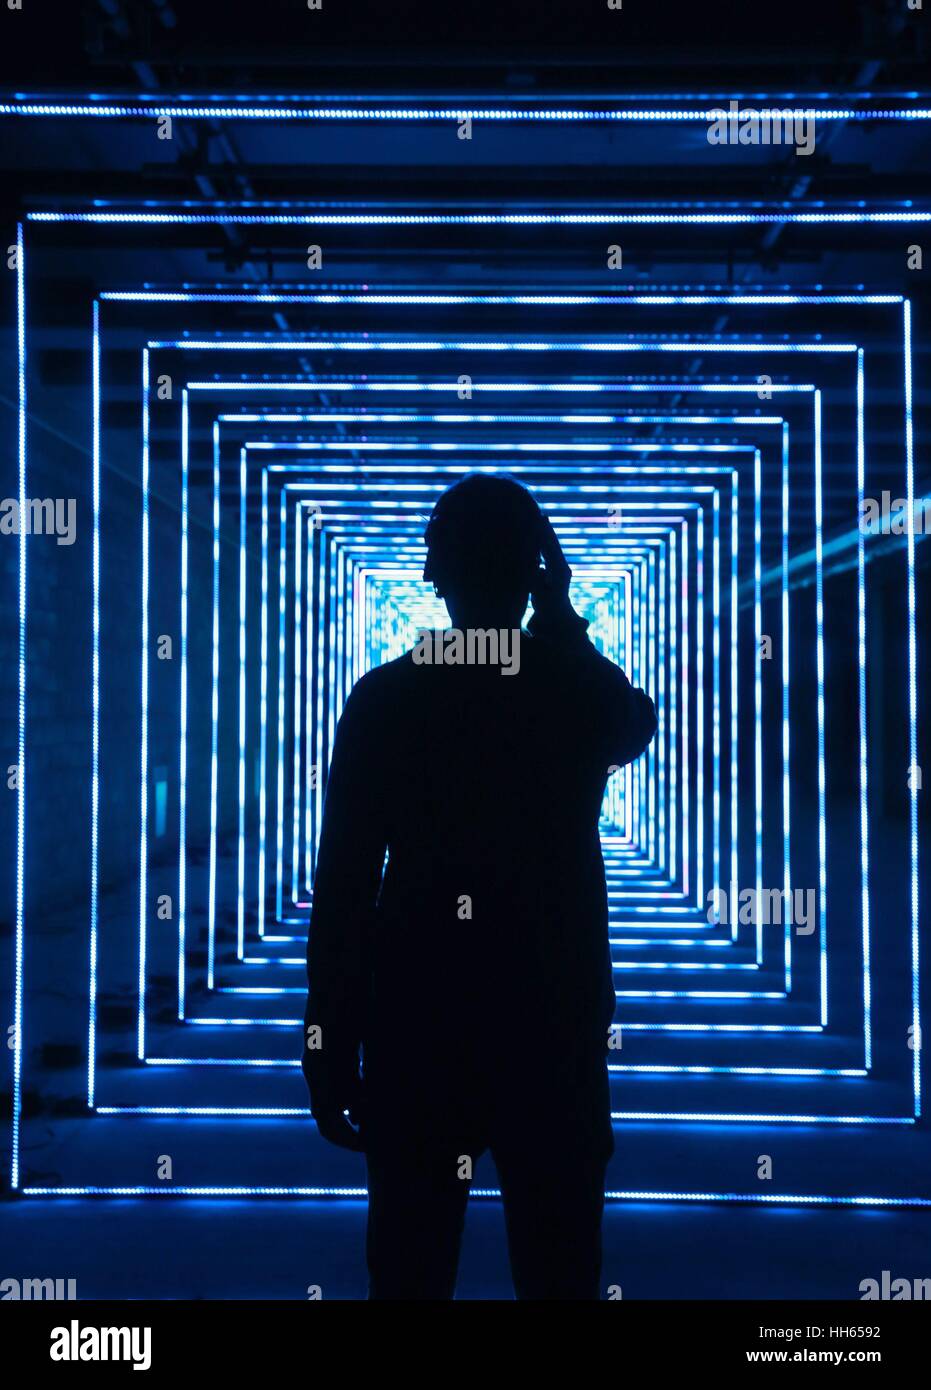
<box><xmin>279</xmin><ymin>503</ymin><xmax>686</xmax><ymax>989</ymax></box>
<box><xmin>302</xmin><ymin>511</ymin><xmax>761</xmax><ymax>1011</ymax></box>
<box><xmin>165</xmin><ymin>328</ymin><xmax>845</xmax><ymax>1017</ymax></box>
<box><xmin>251</xmin><ymin>483</ymin><xmax>680</xmax><ymax>928</ymax></box>
<box><xmin>177</xmin><ymin>394</ymin><xmax>190</xmax><ymax>1018</ymax></box>
<box><xmin>236</xmin><ymin>447</ymin><xmax>254</xmax><ymax>953</ymax></box>
<box><xmin>275</xmin><ymin>494</ymin><xmax>655</xmax><ymax>906</ymax></box>
<box><xmin>103</xmin><ymin>290</ymin><xmax>906</xmax><ymax>307</ymax></box>
<box><xmin>257</xmin><ymin>469</ymin><xmax>270</xmax><ymax>940</ymax></box>
<box><xmin>188</xmin><ymin>405</ymin><xmax>778</xmax><ymax>1000</ymax></box>
<box><xmin>137</xmin><ymin>350</ymin><xmax>151</xmax><ymax>1060</ymax></box>
<box><xmin>229</xmin><ymin>417</ymin><xmax>733</xmax><ymax>917</ymax></box>
<box><xmin>291</xmin><ymin>505</ymin><xmax>304</xmax><ymax>906</ymax></box>
<box><xmin>304</xmin><ymin>531</ymin><xmax>313</xmax><ymax>902</ymax></box>
<box><xmin>194</xmin><ymin>381</ymin><xmax>815</xmax><ymax>395</ymax></box>
<box><xmin>186</xmin><ymin>366</ymin><xmax>828</xmax><ymax>956</ymax></box>
<box><xmin>87</xmin><ymin>298</ymin><xmax>100</xmax><ymax>1111</ymax></box>
<box><xmin>154</xmin><ymin>337</ymin><xmax>859</xmax><ymax>353</ymax></box>
<box><xmin>16</xmin><ymin>1188</ymin><xmax>931</xmax><ymax>1208</ymax></box>
<box><xmin>781</xmin><ymin>423</ymin><xmax>792</xmax><ymax>991</ymax></box>
<box><xmin>11</xmin><ymin>225</ymin><xmax>27</xmax><ymax>1189</ymax></box>
<box><xmin>350</xmin><ymin>559</ymin><xmax>659</xmax><ymax>879</ymax></box>
<box><xmin>154</xmin><ymin>326</ymin><xmax>839</xmax><ymax>989</ymax></box>
<box><xmin>207</xmin><ymin>422</ymin><xmax>221</xmax><ymax>990</ymax></box>
<box><xmin>856</xmin><ymin>356</ymin><xmax>871</xmax><ymax>1068</ymax></box>
<box><xmin>122</xmin><ymin>344</ymin><xmax>839</xmax><ymax>1073</ymax></box>
<box><xmin>257</xmin><ymin>446</ymin><xmax>751</xmax><ymax>947</ymax></box>
<box><xmin>814</xmin><ymin>389</ymin><xmax>828</xmax><ymax>1026</ymax></box>
<box><xmin>274</xmin><ymin>491</ymin><xmax>288</xmax><ymax>927</ymax></box>
<box><xmin>258</xmin><ymin>467</ymin><xmax>850</xmax><ymax>1061</ymax></box>
<box><xmin>262</xmin><ymin>458</ymin><xmax>728</xmax><ymax>922</ymax></box>
<box><xmin>28</xmin><ymin>210</ymin><xmax>931</xmax><ymax>225</ymax></box>
<box><xmin>4</xmin><ymin>209</ymin><xmax>921</xmax><ymax>1217</ymax></box>
<box><xmin>6</xmin><ymin>94</ymin><xmax>931</xmax><ymax>120</ymax></box>
<box><xmin>7</xmin><ymin>94</ymin><xmax>931</xmax><ymax>123</ymax></box>
<box><xmin>271</xmin><ymin>472</ymin><xmax>711</xmax><ymax>924</ymax></box>
<box><xmin>319</xmin><ymin>517</ymin><xmax>672</xmax><ymax>900</ymax></box>
<box><xmin>903</xmin><ymin>303</ymin><xmax>921</xmax><ymax>1117</ymax></box>
<box><xmin>20</xmin><ymin>276</ymin><xmax>911</xmax><ymax>1189</ymax></box>
<box><xmin>354</xmin><ymin>568</ymin><xmax>659</xmax><ymax>923</ymax></box>
<box><xmin>754</xmin><ymin>446</ymin><xmax>764</xmax><ymax>964</ymax></box>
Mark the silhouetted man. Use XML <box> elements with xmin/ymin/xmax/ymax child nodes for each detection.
<box><xmin>303</xmin><ymin>474</ymin><xmax>657</xmax><ymax>1299</ymax></box>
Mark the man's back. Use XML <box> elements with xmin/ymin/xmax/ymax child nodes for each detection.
<box><xmin>306</xmin><ymin>628</ymin><xmax>656</xmax><ymax>1110</ymax></box>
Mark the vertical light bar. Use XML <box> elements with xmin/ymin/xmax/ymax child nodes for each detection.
<box><xmin>630</xmin><ymin>560</ymin><xmax>641</xmax><ymax>848</ymax></box>
<box><xmin>657</xmin><ymin>544</ymin><xmax>667</xmax><ymax>875</ymax></box>
<box><xmin>11</xmin><ymin>224</ymin><xmax>27</xmax><ymax>1186</ymax></box>
<box><xmin>754</xmin><ymin>449</ymin><xmax>763</xmax><ymax>963</ymax></box>
<box><xmin>855</xmin><ymin>355</ymin><xmax>871</xmax><ymax>1066</ymax></box>
<box><xmin>327</xmin><ymin>530</ymin><xmax>337</xmax><ymax>803</ymax></box>
<box><xmin>178</xmin><ymin>391</ymin><xmax>189</xmax><ymax>1018</ymax></box>
<box><xmin>257</xmin><ymin>468</ymin><xmax>269</xmax><ymax>938</ymax></box>
<box><xmin>208</xmin><ymin>420</ymin><xmax>221</xmax><ymax>989</ymax></box>
<box><xmin>730</xmin><ymin>473</ymin><xmax>739</xmax><ymax>941</ymax></box>
<box><xmin>336</xmin><ymin>545</ymin><xmax>347</xmax><ymax>716</ymax></box>
<box><xmin>313</xmin><ymin>510</ymin><xmax>326</xmax><ymax>880</ymax></box>
<box><xmin>624</xmin><ymin>552</ymin><xmax>633</xmax><ymax>838</ymax></box>
<box><xmin>814</xmin><ymin>391</ymin><xmax>828</xmax><ymax>1025</ymax></box>
<box><xmin>712</xmin><ymin>488</ymin><xmax>721</xmax><ymax>900</ymax></box>
<box><xmin>237</xmin><ymin>449</ymin><xmax>247</xmax><ymax>959</ymax></box>
<box><xmin>308</xmin><ymin>517</ymin><xmax>319</xmax><ymax>895</ymax></box>
<box><xmin>696</xmin><ymin>508</ymin><xmax>705</xmax><ymax>905</ymax></box>
<box><xmin>647</xmin><ymin>549</ymin><xmax>657</xmax><ymax>863</ymax></box>
<box><xmin>274</xmin><ymin>492</ymin><xmax>287</xmax><ymax>923</ymax></box>
<box><xmin>88</xmin><ymin>300</ymin><xmax>101</xmax><ymax>1107</ymax></box>
<box><xmin>681</xmin><ymin>522</ymin><xmax>689</xmax><ymax>898</ymax></box>
<box><xmin>668</xmin><ymin>531</ymin><xmax>678</xmax><ymax>885</ymax></box>
<box><xmin>137</xmin><ymin>349</ymin><xmax>150</xmax><ymax>1059</ymax></box>
<box><xmin>904</xmin><ymin>302</ymin><xmax>921</xmax><ymax>1116</ymax></box>
<box><xmin>291</xmin><ymin>504</ymin><xmax>303</xmax><ymax>903</ymax></box>
<box><xmin>781</xmin><ymin>423</ymin><xmax>792</xmax><ymax>990</ymax></box>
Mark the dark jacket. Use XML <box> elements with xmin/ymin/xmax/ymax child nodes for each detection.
<box><xmin>303</xmin><ymin>622</ymin><xmax>657</xmax><ymax>1133</ymax></box>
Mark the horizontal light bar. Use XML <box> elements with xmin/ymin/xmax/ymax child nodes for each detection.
<box><xmin>190</xmin><ymin>381</ymin><xmax>817</xmax><ymax>392</ymax></box>
<box><xmin>32</xmin><ymin>210</ymin><xmax>931</xmax><ymax>224</ymax></box>
<box><xmin>6</xmin><ymin>99</ymin><xmax>931</xmax><ymax>121</ymax></box>
<box><xmin>102</xmin><ymin>291</ymin><xmax>903</xmax><ymax>306</ymax></box>
<box><xmin>612</xmin><ymin>1112</ymin><xmax>912</xmax><ymax>1125</ymax></box>
<box><xmin>156</xmin><ymin>338</ymin><xmax>858</xmax><ymax>351</ymax></box>
<box><xmin>17</xmin><ymin>1188</ymin><xmax>931</xmax><ymax>1208</ymax></box>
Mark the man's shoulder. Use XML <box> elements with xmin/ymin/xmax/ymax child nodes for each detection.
<box><xmin>345</xmin><ymin>652</ymin><xmax>417</xmax><ymax>713</ymax></box>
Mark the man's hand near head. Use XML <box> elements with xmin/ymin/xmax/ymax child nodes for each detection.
<box><xmin>528</xmin><ymin>515</ymin><xmax>590</xmax><ymax>640</ymax></box>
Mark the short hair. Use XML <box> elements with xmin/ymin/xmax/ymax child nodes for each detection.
<box><xmin>423</xmin><ymin>474</ymin><xmax>542</xmax><ymax>598</ymax></box>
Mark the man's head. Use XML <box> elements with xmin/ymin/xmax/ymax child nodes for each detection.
<box><xmin>423</xmin><ymin>474</ymin><xmax>543</xmax><ymax>629</ymax></box>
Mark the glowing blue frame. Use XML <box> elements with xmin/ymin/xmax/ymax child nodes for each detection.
<box><xmin>11</xmin><ymin>248</ymin><xmax>921</xmax><ymax>1200</ymax></box>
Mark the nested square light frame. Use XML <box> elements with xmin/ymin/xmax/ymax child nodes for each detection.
<box><xmin>10</xmin><ymin>225</ymin><xmax>924</xmax><ymax>1201</ymax></box>
<box><xmin>98</xmin><ymin>341</ymin><xmax>894</xmax><ymax>1123</ymax></box>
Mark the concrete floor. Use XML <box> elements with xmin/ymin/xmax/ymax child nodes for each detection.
<box><xmin>2</xmin><ymin>1192</ymin><xmax>930</xmax><ymax>1300</ymax></box>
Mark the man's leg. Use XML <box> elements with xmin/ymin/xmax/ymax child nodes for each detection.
<box><xmin>489</xmin><ymin>1053</ymin><xmax>614</xmax><ymax>1301</ymax></box>
<box><xmin>365</xmin><ymin>1145</ymin><xmax>472</xmax><ymax>1300</ymax></box>
<box><xmin>492</xmin><ymin>1139</ymin><xmax>609</xmax><ymax>1300</ymax></box>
